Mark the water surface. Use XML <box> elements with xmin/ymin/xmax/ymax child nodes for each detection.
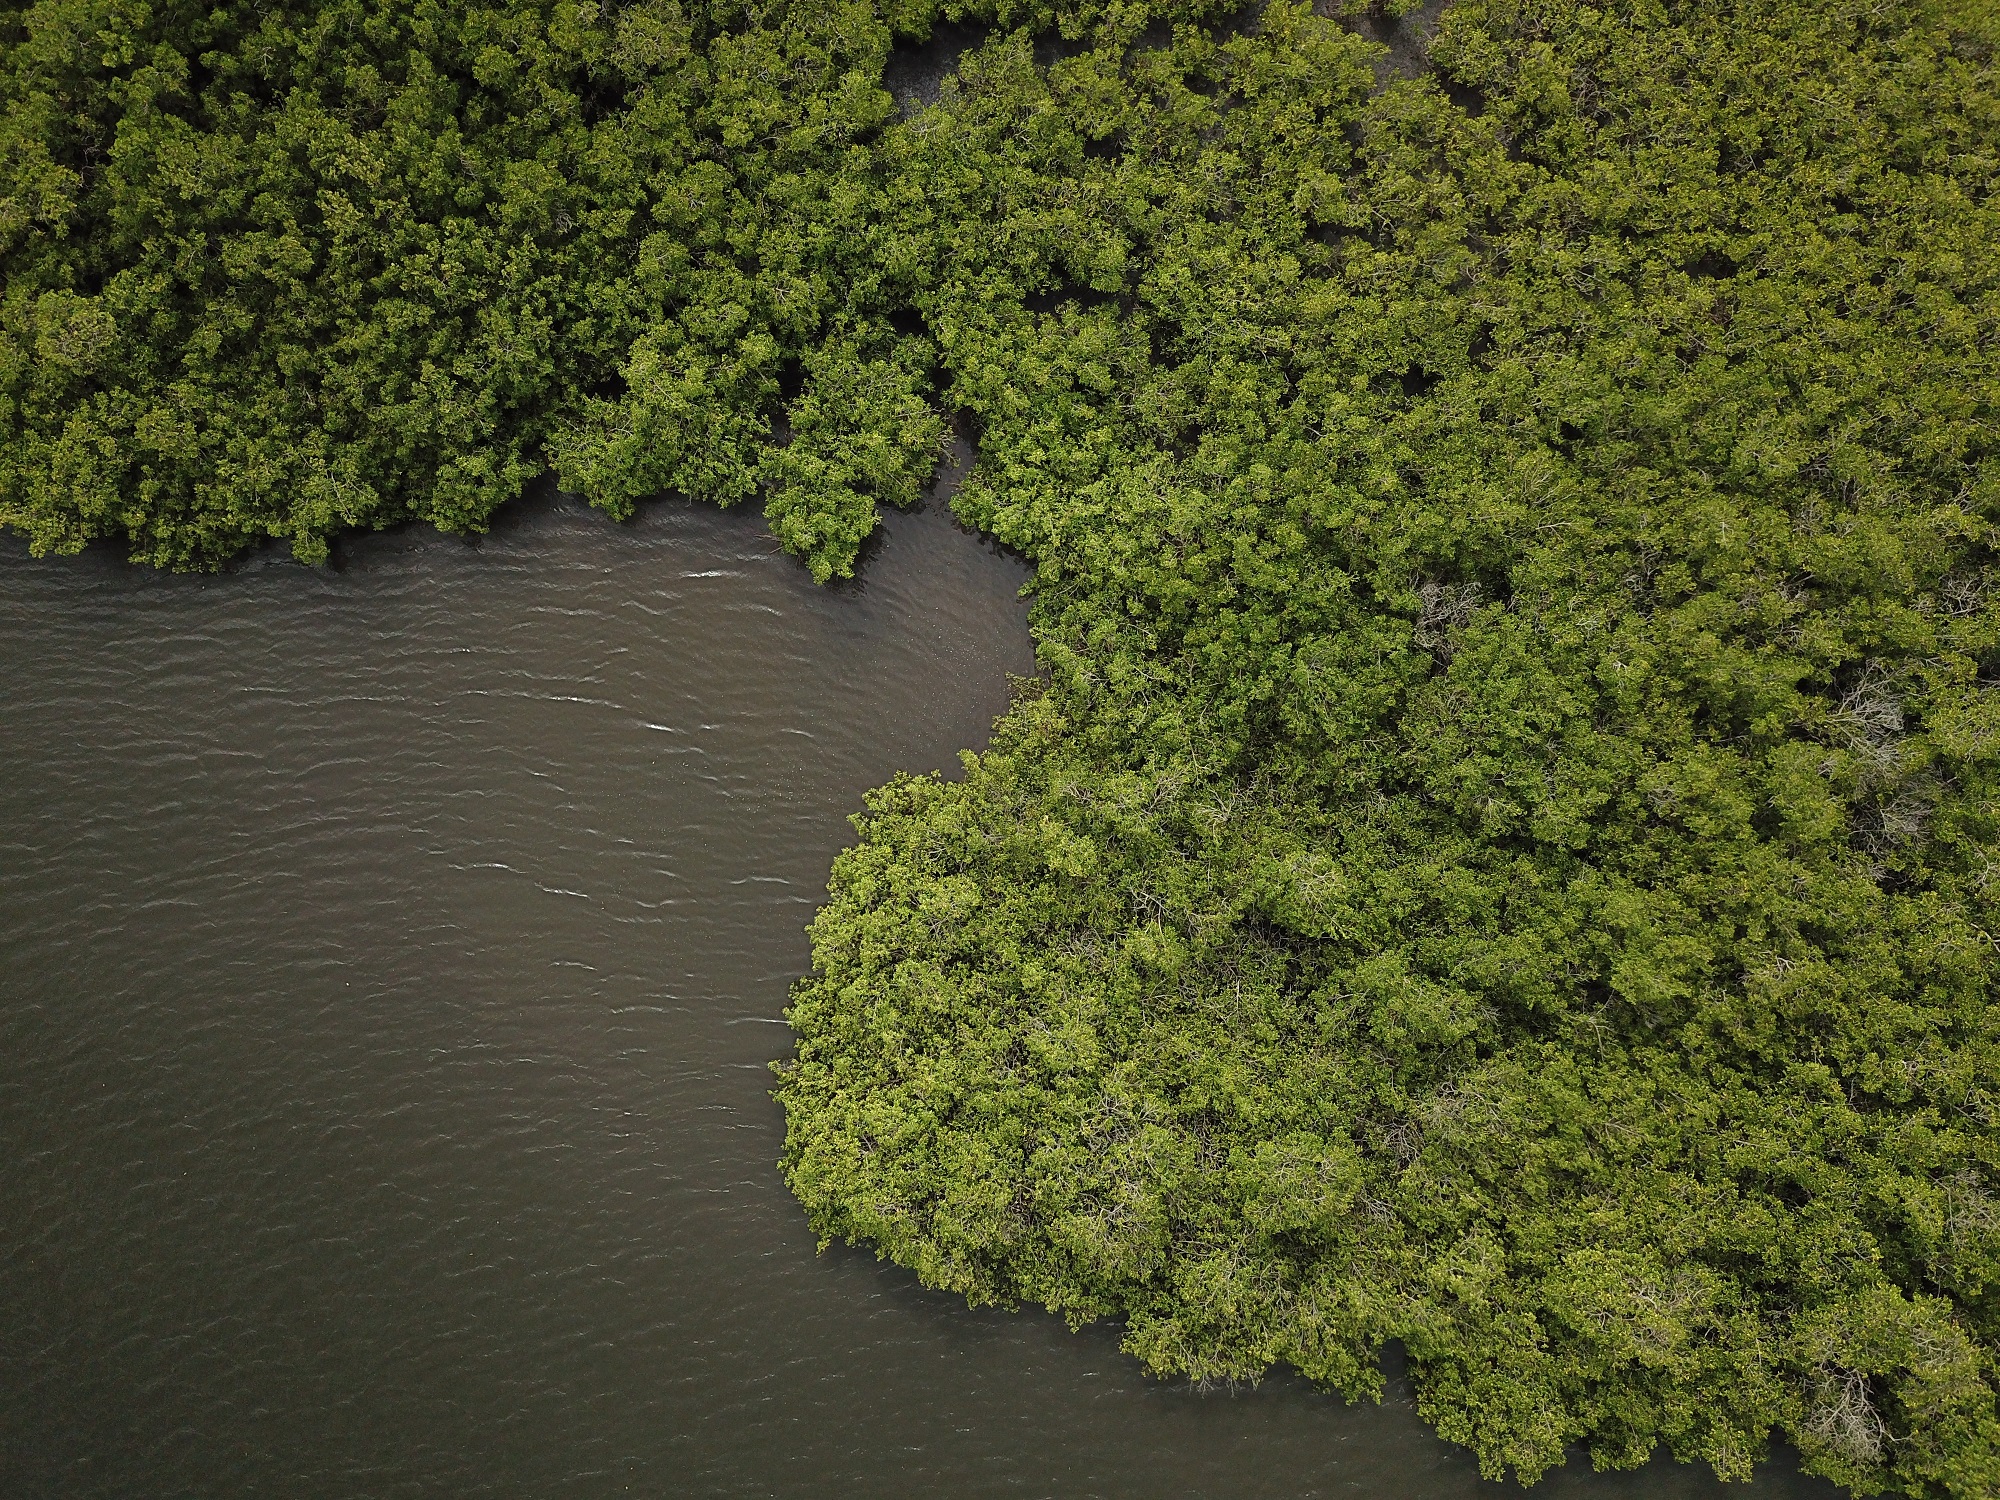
<box><xmin>0</xmin><ymin>493</ymin><xmax>1835</xmax><ymax>1498</ymax></box>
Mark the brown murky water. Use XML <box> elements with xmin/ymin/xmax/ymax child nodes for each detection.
<box><xmin>0</xmin><ymin>491</ymin><xmax>1836</xmax><ymax>1498</ymax></box>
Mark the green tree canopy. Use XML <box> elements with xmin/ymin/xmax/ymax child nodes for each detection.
<box><xmin>5</xmin><ymin>0</ymin><xmax>1999</xmax><ymax>1491</ymax></box>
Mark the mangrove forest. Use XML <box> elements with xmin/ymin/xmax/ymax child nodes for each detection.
<box><xmin>3</xmin><ymin>0</ymin><xmax>1997</xmax><ymax>1491</ymax></box>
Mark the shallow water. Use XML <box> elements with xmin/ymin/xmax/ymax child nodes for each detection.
<box><xmin>0</xmin><ymin>493</ymin><xmax>1836</xmax><ymax>1498</ymax></box>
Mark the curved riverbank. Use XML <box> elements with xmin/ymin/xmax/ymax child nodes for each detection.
<box><xmin>0</xmin><ymin>494</ymin><xmax>1842</xmax><ymax>1497</ymax></box>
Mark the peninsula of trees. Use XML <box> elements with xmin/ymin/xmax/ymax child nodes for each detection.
<box><xmin>4</xmin><ymin>0</ymin><xmax>1997</xmax><ymax>1491</ymax></box>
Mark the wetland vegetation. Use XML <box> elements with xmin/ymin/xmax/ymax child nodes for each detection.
<box><xmin>4</xmin><ymin>0</ymin><xmax>1997</xmax><ymax>1491</ymax></box>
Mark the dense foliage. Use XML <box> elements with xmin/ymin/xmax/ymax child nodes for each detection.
<box><xmin>7</xmin><ymin>0</ymin><xmax>2000</xmax><ymax>1491</ymax></box>
<box><xmin>0</xmin><ymin>0</ymin><xmax>936</xmax><ymax>571</ymax></box>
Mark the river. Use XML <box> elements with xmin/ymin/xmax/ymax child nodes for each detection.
<box><xmin>0</xmin><ymin>491</ymin><xmax>1835</xmax><ymax>1497</ymax></box>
